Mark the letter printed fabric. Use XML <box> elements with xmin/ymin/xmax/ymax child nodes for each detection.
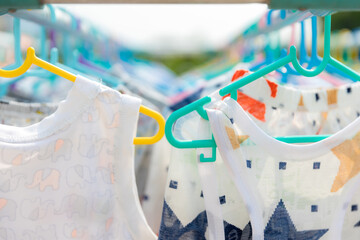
<box><xmin>0</xmin><ymin>75</ymin><xmax>156</xmax><ymax>240</ymax></box>
<box><xmin>206</xmin><ymin>97</ymin><xmax>360</xmax><ymax>240</ymax></box>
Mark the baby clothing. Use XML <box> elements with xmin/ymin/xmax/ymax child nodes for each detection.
<box><xmin>0</xmin><ymin>75</ymin><xmax>156</xmax><ymax>240</ymax></box>
<box><xmin>217</xmin><ymin>69</ymin><xmax>360</xmax><ymax>136</ymax></box>
<box><xmin>206</xmin><ymin>96</ymin><xmax>360</xmax><ymax>239</ymax></box>
<box><xmin>0</xmin><ymin>100</ymin><xmax>57</xmax><ymax>127</ymax></box>
<box><xmin>159</xmin><ymin>110</ymin><xmax>251</xmax><ymax>240</ymax></box>
<box><xmin>159</xmin><ymin>69</ymin><xmax>360</xmax><ymax>239</ymax></box>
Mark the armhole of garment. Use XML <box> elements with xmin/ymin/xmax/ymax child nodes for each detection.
<box><xmin>196</xmin><ymin>117</ymin><xmax>225</xmax><ymax>240</ymax></box>
<box><xmin>206</xmin><ymin>108</ymin><xmax>265</xmax><ymax>240</ymax></box>
<box><xmin>111</xmin><ymin>94</ymin><xmax>157</xmax><ymax>240</ymax></box>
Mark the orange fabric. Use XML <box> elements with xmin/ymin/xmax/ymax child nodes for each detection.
<box><xmin>298</xmin><ymin>95</ymin><xmax>304</xmax><ymax>106</ymax></box>
<box><xmin>222</xmin><ymin>70</ymin><xmax>266</xmax><ymax>122</ymax></box>
<box><xmin>327</xmin><ymin>89</ymin><xmax>338</xmax><ymax>105</ymax></box>
<box><xmin>237</xmin><ymin>92</ymin><xmax>266</xmax><ymax>122</ymax></box>
<box><xmin>266</xmin><ymin>79</ymin><xmax>278</xmax><ymax>98</ymax></box>
<box><xmin>331</xmin><ymin>132</ymin><xmax>360</xmax><ymax>192</ymax></box>
<box><xmin>222</xmin><ymin>91</ymin><xmax>266</xmax><ymax>122</ymax></box>
<box><xmin>225</xmin><ymin>126</ymin><xmax>240</xmax><ymax>149</ymax></box>
<box><xmin>231</xmin><ymin>70</ymin><xmax>249</xmax><ymax>81</ymax></box>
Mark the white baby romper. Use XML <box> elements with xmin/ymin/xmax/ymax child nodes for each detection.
<box><xmin>0</xmin><ymin>75</ymin><xmax>156</xmax><ymax>240</ymax></box>
<box><xmin>207</xmin><ymin>97</ymin><xmax>360</xmax><ymax>239</ymax></box>
<box><xmin>159</xmin><ymin>69</ymin><xmax>360</xmax><ymax>239</ymax></box>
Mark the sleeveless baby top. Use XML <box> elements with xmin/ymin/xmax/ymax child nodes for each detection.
<box><xmin>206</xmin><ymin>96</ymin><xmax>360</xmax><ymax>240</ymax></box>
<box><xmin>0</xmin><ymin>75</ymin><xmax>156</xmax><ymax>240</ymax></box>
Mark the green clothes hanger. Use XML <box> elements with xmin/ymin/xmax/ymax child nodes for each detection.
<box><xmin>165</xmin><ymin>14</ymin><xmax>360</xmax><ymax>163</ymax></box>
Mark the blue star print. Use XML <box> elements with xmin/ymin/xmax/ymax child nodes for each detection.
<box><xmin>264</xmin><ymin>199</ymin><xmax>328</xmax><ymax>240</ymax></box>
<box><xmin>159</xmin><ymin>200</ymin><xmax>253</xmax><ymax>239</ymax></box>
<box><xmin>224</xmin><ymin>221</ymin><xmax>252</xmax><ymax>240</ymax></box>
<box><xmin>159</xmin><ymin>200</ymin><xmax>208</xmax><ymax>240</ymax></box>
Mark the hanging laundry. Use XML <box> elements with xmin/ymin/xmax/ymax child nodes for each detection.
<box><xmin>0</xmin><ymin>100</ymin><xmax>57</xmax><ymax>126</ymax></box>
<box><xmin>0</xmin><ymin>76</ymin><xmax>157</xmax><ymax>239</ymax></box>
<box><xmin>206</xmin><ymin>97</ymin><xmax>360</xmax><ymax>239</ymax></box>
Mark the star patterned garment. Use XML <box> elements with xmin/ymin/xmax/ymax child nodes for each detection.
<box><xmin>206</xmin><ymin>97</ymin><xmax>360</xmax><ymax>240</ymax></box>
<box><xmin>204</xmin><ymin>69</ymin><xmax>360</xmax><ymax>137</ymax></box>
<box><xmin>0</xmin><ymin>75</ymin><xmax>156</xmax><ymax>240</ymax></box>
<box><xmin>158</xmin><ymin>110</ymin><xmax>255</xmax><ymax>240</ymax></box>
<box><xmin>264</xmin><ymin>200</ymin><xmax>328</xmax><ymax>239</ymax></box>
<box><xmin>160</xmin><ymin>69</ymin><xmax>360</xmax><ymax>240</ymax></box>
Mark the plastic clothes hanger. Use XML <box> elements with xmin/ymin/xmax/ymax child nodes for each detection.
<box><xmin>3</xmin><ymin>8</ymin><xmax>59</xmax><ymax>82</ymax></box>
<box><xmin>0</xmin><ymin>17</ymin><xmax>54</xmax><ymax>98</ymax></box>
<box><xmin>307</xmin><ymin>17</ymin><xmax>356</xmax><ymax>81</ymax></box>
<box><xmin>275</xmin><ymin>23</ymin><xmax>301</xmax><ymax>84</ymax></box>
<box><xmin>165</xmin><ymin>14</ymin><xmax>360</xmax><ymax>162</ymax></box>
<box><xmin>250</xmin><ymin>11</ymin><xmax>299</xmax><ymax>84</ymax></box>
<box><xmin>0</xmin><ymin>47</ymin><xmax>165</xmax><ymax>145</ymax></box>
<box><xmin>249</xmin><ymin>10</ymin><xmax>278</xmax><ymax>71</ymax></box>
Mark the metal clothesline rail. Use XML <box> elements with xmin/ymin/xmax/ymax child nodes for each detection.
<box><xmin>8</xmin><ymin>6</ymin><xmax>121</xmax><ymax>50</ymax></box>
<box><xmin>45</xmin><ymin>0</ymin><xmax>267</xmax><ymax>2</ymax></box>
<box><xmin>2</xmin><ymin>0</ymin><xmax>360</xmax><ymax>9</ymax></box>
<box><xmin>240</xmin><ymin>10</ymin><xmax>313</xmax><ymax>40</ymax></box>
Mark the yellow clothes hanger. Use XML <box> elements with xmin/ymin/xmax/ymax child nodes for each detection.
<box><xmin>0</xmin><ymin>47</ymin><xmax>165</xmax><ymax>145</ymax></box>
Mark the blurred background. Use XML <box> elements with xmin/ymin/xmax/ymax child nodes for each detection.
<box><xmin>53</xmin><ymin>5</ymin><xmax>360</xmax><ymax>75</ymax></box>
<box><xmin>1</xmin><ymin>5</ymin><xmax>360</xmax><ymax>75</ymax></box>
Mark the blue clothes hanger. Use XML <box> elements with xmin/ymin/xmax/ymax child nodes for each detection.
<box><xmin>307</xmin><ymin>16</ymin><xmax>356</xmax><ymax>81</ymax></box>
<box><xmin>249</xmin><ymin>10</ymin><xmax>277</xmax><ymax>71</ymax></box>
<box><xmin>10</xmin><ymin>5</ymin><xmax>63</xmax><ymax>96</ymax></box>
<box><xmin>0</xmin><ymin>16</ymin><xmax>57</xmax><ymax>98</ymax></box>
<box><xmin>165</xmin><ymin>14</ymin><xmax>360</xmax><ymax>163</ymax></box>
<box><xmin>249</xmin><ymin>10</ymin><xmax>299</xmax><ymax>84</ymax></box>
<box><xmin>276</xmin><ymin>20</ymin><xmax>308</xmax><ymax>84</ymax></box>
<box><xmin>249</xmin><ymin>10</ymin><xmax>300</xmax><ymax>84</ymax></box>
<box><xmin>58</xmin><ymin>7</ymin><xmax>120</xmax><ymax>87</ymax></box>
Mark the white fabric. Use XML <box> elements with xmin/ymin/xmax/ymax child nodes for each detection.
<box><xmin>141</xmin><ymin>136</ymin><xmax>171</xmax><ymax>234</ymax></box>
<box><xmin>196</xmin><ymin>118</ymin><xmax>225</xmax><ymax>240</ymax></box>
<box><xmin>140</xmin><ymin>108</ymin><xmax>173</xmax><ymax>235</ymax></box>
<box><xmin>159</xmin><ymin>112</ymin><xmax>250</xmax><ymax>239</ymax></box>
<box><xmin>207</xmin><ymin>97</ymin><xmax>360</xmax><ymax>240</ymax></box>
<box><xmin>0</xmin><ymin>75</ymin><xmax>156</xmax><ymax>240</ymax></box>
<box><xmin>160</xmin><ymin>71</ymin><xmax>360</xmax><ymax>239</ymax></box>
<box><xmin>204</xmin><ymin>69</ymin><xmax>360</xmax><ymax>136</ymax></box>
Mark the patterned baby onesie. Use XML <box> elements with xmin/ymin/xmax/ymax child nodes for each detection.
<box><xmin>0</xmin><ymin>75</ymin><xmax>156</xmax><ymax>240</ymax></box>
<box><xmin>159</xmin><ymin>110</ymin><xmax>251</xmax><ymax>240</ymax></box>
<box><xmin>206</xmin><ymin>97</ymin><xmax>360</xmax><ymax>239</ymax></box>
<box><xmin>219</xmin><ymin>69</ymin><xmax>360</xmax><ymax>136</ymax></box>
<box><xmin>160</xmin><ymin>71</ymin><xmax>360</xmax><ymax>239</ymax></box>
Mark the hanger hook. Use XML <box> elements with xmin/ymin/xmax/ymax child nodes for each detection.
<box><xmin>267</xmin><ymin>10</ymin><xmax>274</xmax><ymax>26</ymax></box>
<box><xmin>290</xmin><ymin>15</ymin><xmax>332</xmax><ymax>77</ymax></box>
<box><xmin>47</xmin><ymin>5</ymin><xmax>57</xmax><ymax>49</ymax></box>
<box><xmin>0</xmin><ymin>47</ymin><xmax>36</xmax><ymax>78</ymax></box>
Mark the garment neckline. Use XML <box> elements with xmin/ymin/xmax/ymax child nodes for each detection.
<box><xmin>222</xmin><ymin>97</ymin><xmax>360</xmax><ymax>160</ymax></box>
<box><xmin>229</xmin><ymin>68</ymin><xmax>360</xmax><ymax>112</ymax></box>
<box><xmin>0</xmin><ymin>75</ymin><xmax>101</xmax><ymax>143</ymax></box>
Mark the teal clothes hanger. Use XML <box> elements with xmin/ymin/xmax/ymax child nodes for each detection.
<box><xmin>0</xmin><ymin>17</ymin><xmax>22</xmax><ymax>97</ymax></box>
<box><xmin>306</xmin><ymin>16</ymin><xmax>356</xmax><ymax>81</ymax></box>
<box><xmin>276</xmin><ymin>20</ymin><xmax>309</xmax><ymax>84</ymax></box>
<box><xmin>3</xmin><ymin>18</ymin><xmax>22</xmax><ymax>71</ymax></box>
<box><xmin>9</xmin><ymin>5</ymin><xmax>63</xmax><ymax>96</ymax></box>
<box><xmin>250</xmin><ymin>10</ymin><xmax>297</xmax><ymax>84</ymax></box>
<box><xmin>165</xmin><ymin>14</ymin><xmax>360</xmax><ymax>163</ymax></box>
<box><xmin>0</xmin><ymin>16</ymin><xmax>58</xmax><ymax>98</ymax></box>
